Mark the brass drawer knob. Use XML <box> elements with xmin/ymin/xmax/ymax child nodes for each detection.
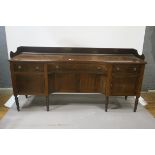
<box><xmin>97</xmin><ymin>66</ymin><xmax>101</xmax><ymax>70</ymax></box>
<box><xmin>56</xmin><ymin>65</ymin><xmax>59</xmax><ymax>69</ymax></box>
<box><xmin>18</xmin><ymin>65</ymin><xmax>22</xmax><ymax>69</ymax></box>
<box><xmin>35</xmin><ymin>66</ymin><xmax>40</xmax><ymax>70</ymax></box>
<box><xmin>133</xmin><ymin>67</ymin><xmax>137</xmax><ymax>71</ymax></box>
<box><xmin>116</xmin><ymin>67</ymin><xmax>120</xmax><ymax>71</ymax></box>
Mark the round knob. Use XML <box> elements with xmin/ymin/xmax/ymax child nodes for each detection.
<box><xmin>116</xmin><ymin>67</ymin><xmax>120</xmax><ymax>71</ymax></box>
<box><xmin>97</xmin><ymin>66</ymin><xmax>101</xmax><ymax>70</ymax></box>
<box><xmin>35</xmin><ymin>66</ymin><xmax>39</xmax><ymax>70</ymax></box>
<box><xmin>18</xmin><ymin>65</ymin><xmax>22</xmax><ymax>69</ymax></box>
<box><xmin>56</xmin><ymin>65</ymin><xmax>59</xmax><ymax>69</ymax></box>
<box><xmin>133</xmin><ymin>67</ymin><xmax>137</xmax><ymax>71</ymax></box>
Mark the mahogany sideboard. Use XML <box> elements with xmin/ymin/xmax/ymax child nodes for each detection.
<box><xmin>9</xmin><ymin>46</ymin><xmax>146</xmax><ymax>112</ymax></box>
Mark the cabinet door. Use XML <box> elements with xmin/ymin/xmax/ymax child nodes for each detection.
<box><xmin>110</xmin><ymin>76</ymin><xmax>137</xmax><ymax>95</ymax></box>
<box><xmin>12</xmin><ymin>62</ymin><xmax>45</xmax><ymax>95</ymax></box>
<box><xmin>48</xmin><ymin>73</ymin><xmax>105</xmax><ymax>93</ymax></box>
<box><xmin>53</xmin><ymin>73</ymin><xmax>78</xmax><ymax>92</ymax></box>
<box><xmin>110</xmin><ymin>64</ymin><xmax>140</xmax><ymax>96</ymax></box>
<box><xmin>48</xmin><ymin>63</ymin><xmax>107</xmax><ymax>93</ymax></box>
<box><xmin>79</xmin><ymin>73</ymin><xmax>105</xmax><ymax>93</ymax></box>
<box><xmin>15</xmin><ymin>74</ymin><xmax>45</xmax><ymax>95</ymax></box>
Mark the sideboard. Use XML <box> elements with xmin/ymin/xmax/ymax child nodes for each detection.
<box><xmin>9</xmin><ymin>46</ymin><xmax>146</xmax><ymax>112</ymax></box>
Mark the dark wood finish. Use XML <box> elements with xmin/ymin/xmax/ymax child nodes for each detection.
<box><xmin>14</xmin><ymin>95</ymin><xmax>20</xmax><ymax>111</ymax></box>
<box><xmin>44</xmin><ymin>64</ymin><xmax>49</xmax><ymax>96</ymax></box>
<box><xmin>125</xmin><ymin>96</ymin><xmax>127</xmax><ymax>100</ymax></box>
<box><xmin>105</xmin><ymin>96</ymin><xmax>109</xmax><ymax>112</ymax></box>
<box><xmin>46</xmin><ymin>96</ymin><xmax>49</xmax><ymax>111</ymax></box>
<box><xmin>13</xmin><ymin>62</ymin><xmax>44</xmax><ymax>72</ymax></box>
<box><xmin>10</xmin><ymin>46</ymin><xmax>145</xmax><ymax>59</ymax></box>
<box><xmin>111</xmin><ymin>75</ymin><xmax>138</xmax><ymax>96</ymax></box>
<box><xmin>134</xmin><ymin>96</ymin><xmax>139</xmax><ymax>112</ymax></box>
<box><xmin>9</xmin><ymin>47</ymin><xmax>146</xmax><ymax>111</ymax></box>
<box><xmin>15</xmin><ymin>73</ymin><xmax>45</xmax><ymax>95</ymax></box>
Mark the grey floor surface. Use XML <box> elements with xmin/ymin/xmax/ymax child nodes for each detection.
<box><xmin>0</xmin><ymin>94</ymin><xmax>155</xmax><ymax>129</ymax></box>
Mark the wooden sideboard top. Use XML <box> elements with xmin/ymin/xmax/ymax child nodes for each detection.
<box><xmin>9</xmin><ymin>46</ymin><xmax>146</xmax><ymax>64</ymax></box>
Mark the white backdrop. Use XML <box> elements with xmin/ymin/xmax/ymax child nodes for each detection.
<box><xmin>5</xmin><ymin>26</ymin><xmax>146</xmax><ymax>55</ymax></box>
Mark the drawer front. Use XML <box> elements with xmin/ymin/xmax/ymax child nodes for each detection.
<box><xmin>13</xmin><ymin>62</ymin><xmax>44</xmax><ymax>72</ymax></box>
<box><xmin>48</xmin><ymin>63</ymin><xmax>107</xmax><ymax>74</ymax></box>
<box><xmin>113</xmin><ymin>64</ymin><xmax>140</xmax><ymax>74</ymax></box>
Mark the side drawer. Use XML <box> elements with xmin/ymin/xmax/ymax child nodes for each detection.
<box><xmin>112</xmin><ymin>64</ymin><xmax>140</xmax><ymax>74</ymax></box>
<box><xmin>13</xmin><ymin>62</ymin><xmax>44</xmax><ymax>72</ymax></box>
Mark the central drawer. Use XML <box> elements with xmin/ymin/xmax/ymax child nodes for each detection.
<box><xmin>48</xmin><ymin>63</ymin><xmax>107</xmax><ymax>74</ymax></box>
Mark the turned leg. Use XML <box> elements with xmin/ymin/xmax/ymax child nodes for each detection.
<box><xmin>25</xmin><ymin>95</ymin><xmax>28</xmax><ymax>98</ymax></box>
<box><xmin>105</xmin><ymin>96</ymin><xmax>109</xmax><ymax>112</ymax></box>
<box><xmin>46</xmin><ymin>96</ymin><xmax>49</xmax><ymax>111</ymax></box>
<box><xmin>14</xmin><ymin>95</ymin><xmax>20</xmax><ymax>111</ymax></box>
<box><xmin>134</xmin><ymin>96</ymin><xmax>139</xmax><ymax>112</ymax></box>
<box><xmin>125</xmin><ymin>96</ymin><xmax>127</xmax><ymax>100</ymax></box>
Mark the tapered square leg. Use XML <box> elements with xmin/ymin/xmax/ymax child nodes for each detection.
<box><xmin>134</xmin><ymin>96</ymin><xmax>139</xmax><ymax>112</ymax></box>
<box><xmin>105</xmin><ymin>96</ymin><xmax>109</xmax><ymax>112</ymax></box>
<box><xmin>25</xmin><ymin>95</ymin><xmax>28</xmax><ymax>98</ymax></box>
<box><xmin>46</xmin><ymin>96</ymin><xmax>49</xmax><ymax>111</ymax></box>
<box><xmin>14</xmin><ymin>95</ymin><xmax>20</xmax><ymax>111</ymax></box>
